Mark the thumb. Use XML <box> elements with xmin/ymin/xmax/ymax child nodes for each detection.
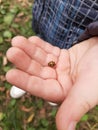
<box><xmin>56</xmin><ymin>77</ymin><xmax>98</xmax><ymax>130</ymax></box>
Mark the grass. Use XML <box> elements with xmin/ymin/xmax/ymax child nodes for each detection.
<box><xmin>0</xmin><ymin>0</ymin><xmax>98</xmax><ymax>130</ymax></box>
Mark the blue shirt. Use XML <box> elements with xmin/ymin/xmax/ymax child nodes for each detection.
<box><xmin>32</xmin><ymin>0</ymin><xmax>98</xmax><ymax>49</ymax></box>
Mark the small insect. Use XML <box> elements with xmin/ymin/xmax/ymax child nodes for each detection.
<box><xmin>48</xmin><ymin>61</ymin><xmax>56</xmax><ymax>67</ymax></box>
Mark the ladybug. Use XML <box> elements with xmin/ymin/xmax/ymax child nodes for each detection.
<box><xmin>48</xmin><ymin>61</ymin><xmax>56</xmax><ymax>67</ymax></box>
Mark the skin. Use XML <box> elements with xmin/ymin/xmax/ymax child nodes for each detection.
<box><xmin>6</xmin><ymin>36</ymin><xmax>98</xmax><ymax>130</ymax></box>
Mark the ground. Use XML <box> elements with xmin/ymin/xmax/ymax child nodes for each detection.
<box><xmin>0</xmin><ymin>0</ymin><xmax>98</xmax><ymax>130</ymax></box>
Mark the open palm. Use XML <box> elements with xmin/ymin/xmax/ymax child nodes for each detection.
<box><xmin>6</xmin><ymin>36</ymin><xmax>98</xmax><ymax>130</ymax></box>
<box><xmin>6</xmin><ymin>36</ymin><xmax>73</xmax><ymax>102</ymax></box>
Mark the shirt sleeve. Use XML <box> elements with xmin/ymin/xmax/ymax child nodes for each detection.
<box><xmin>77</xmin><ymin>21</ymin><xmax>98</xmax><ymax>42</ymax></box>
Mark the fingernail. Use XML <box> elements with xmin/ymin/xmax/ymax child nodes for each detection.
<box><xmin>68</xmin><ymin>122</ymin><xmax>77</xmax><ymax>130</ymax></box>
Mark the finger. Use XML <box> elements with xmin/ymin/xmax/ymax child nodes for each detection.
<box><xmin>6</xmin><ymin>69</ymin><xmax>64</xmax><ymax>102</ymax></box>
<box><xmin>56</xmin><ymin>73</ymin><xmax>98</xmax><ymax>130</ymax></box>
<box><xmin>28</xmin><ymin>36</ymin><xmax>60</xmax><ymax>57</ymax></box>
<box><xmin>6</xmin><ymin>47</ymin><xmax>56</xmax><ymax>79</ymax></box>
<box><xmin>11</xmin><ymin>36</ymin><xmax>58</xmax><ymax>66</ymax></box>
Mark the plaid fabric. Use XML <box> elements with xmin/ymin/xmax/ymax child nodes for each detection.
<box><xmin>32</xmin><ymin>0</ymin><xmax>98</xmax><ymax>49</ymax></box>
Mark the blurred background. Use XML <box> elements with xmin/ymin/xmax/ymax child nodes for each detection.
<box><xmin>0</xmin><ymin>0</ymin><xmax>98</xmax><ymax>130</ymax></box>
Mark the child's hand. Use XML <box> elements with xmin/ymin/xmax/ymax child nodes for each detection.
<box><xmin>6</xmin><ymin>36</ymin><xmax>98</xmax><ymax>130</ymax></box>
<box><xmin>6</xmin><ymin>36</ymin><xmax>73</xmax><ymax>103</ymax></box>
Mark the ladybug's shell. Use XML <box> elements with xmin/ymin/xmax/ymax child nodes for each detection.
<box><xmin>48</xmin><ymin>61</ymin><xmax>56</xmax><ymax>67</ymax></box>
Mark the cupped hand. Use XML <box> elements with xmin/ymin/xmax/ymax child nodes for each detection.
<box><xmin>6</xmin><ymin>36</ymin><xmax>98</xmax><ymax>130</ymax></box>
